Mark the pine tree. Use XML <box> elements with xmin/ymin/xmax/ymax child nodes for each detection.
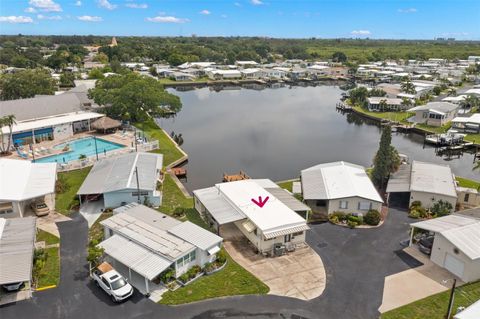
<box><xmin>372</xmin><ymin>126</ymin><xmax>399</xmax><ymax>189</ymax></box>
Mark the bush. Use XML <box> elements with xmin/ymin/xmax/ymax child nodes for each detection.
<box><xmin>410</xmin><ymin>201</ymin><xmax>422</xmax><ymax>209</ymax></box>
<box><xmin>329</xmin><ymin>211</ymin><xmax>347</xmax><ymax>223</ymax></box>
<box><xmin>408</xmin><ymin>210</ymin><xmax>420</xmax><ymax>219</ymax></box>
<box><xmin>179</xmin><ymin>273</ymin><xmax>189</xmax><ymax>283</ymax></box>
<box><xmin>216</xmin><ymin>249</ymin><xmax>227</xmax><ymax>264</ymax></box>
<box><xmin>364</xmin><ymin>209</ymin><xmax>381</xmax><ymax>226</ymax></box>
<box><xmin>347</xmin><ymin>215</ymin><xmax>363</xmax><ymax>225</ymax></box>
<box><xmin>55</xmin><ymin>174</ymin><xmax>70</xmax><ymax>194</ymax></box>
<box><xmin>159</xmin><ymin>268</ymin><xmax>175</xmax><ymax>283</ymax></box>
<box><xmin>431</xmin><ymin>200</ymin><xmax>453</xmax><ymax>217</ymax></box>
<box><xmin>347</xmin><ymin>220</ymin><xmax>357</xmax><ymax>228</ymax></box>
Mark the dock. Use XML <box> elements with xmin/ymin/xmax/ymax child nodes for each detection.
<box><xmin>336</xmin><ymin>102</ymin><xmax>352</xmax><ymax>111</ymax></box>
<box><xmin>223</xmin><ymin>171</ymin><xmax>250</xmax><ymax>182</ymax></box>
<box><xmin>171</xmin><ymin>167</ymin><xmax>187</xmax><ymax>177</ymax></box>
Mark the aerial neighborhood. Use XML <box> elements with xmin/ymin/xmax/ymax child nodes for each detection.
<box><xmin>0</xmin><ymin>31</ymin><xmax>479</xmax><ymax>319</ymax></box>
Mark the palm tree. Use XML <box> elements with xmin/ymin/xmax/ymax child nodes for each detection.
<box><xmin>401</xmin><ymin>80</ymin><xmax>416</xmax><ymax>95</ymax></box>
<box><xmin>446</xmin><ymin>88</ymin><xmax>457</xmax><ymax>96</ymax></box>
<box><xmin>401</xmin><ymin>97</ymin><xmax>412</xmax><ymax>109</ymax></box>
<box><xmin>378</xmin><ymin>99</ymin><xmax>388</xmax><ymax>112</ymax></box>
<box><xmin>0</xmin><ymin>115</ymin><xmax>16</xmax><ymax>155</ymax></box>
<box><xmin>461</xmin><ymin>95</ymin><xmax>480</xmax><ymax>110</ymax></box>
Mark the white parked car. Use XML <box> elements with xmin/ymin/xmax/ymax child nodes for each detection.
<box><xmin>91</xmin><ymin>262</ymin><xmax>133</xmax><ymax>302</ymax></box>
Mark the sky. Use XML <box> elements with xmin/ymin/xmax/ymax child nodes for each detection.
<box><xmin>0</xmin><ymin>0</ymin><xmax>479</xmax><ymax>40</ymax></box>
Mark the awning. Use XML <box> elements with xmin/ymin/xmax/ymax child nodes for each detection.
<box><xmin>263</xmin><ymin>224</ymin><xmax>310</xmax><ymax>240</ymax></box>
<box><xmin>207</xmin><ymin>245</ymin><xmax>221</xmax><ymax>255</ymax></box>
<box><xmin>242</xmin><ymin>220</ymin><xmax>256</xmax><ymax>233</ymax></box>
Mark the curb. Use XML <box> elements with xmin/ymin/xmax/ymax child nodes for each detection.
<box><xmin>35</xmin><ymin>285</ymin><xmax>57</xmax><ymax>291</ymax></box>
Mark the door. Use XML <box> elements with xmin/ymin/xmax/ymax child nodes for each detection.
<box><xmin>444</xmin><ymin>254</ymin><xmax>465</xmax><ymax>279</ymax></box>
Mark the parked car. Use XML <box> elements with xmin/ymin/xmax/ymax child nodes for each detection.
<box><xmin>418</xmin><ymin>236</ymin><xmax>434</xmax><ymax>255</ymax></box>
<box><xmin>30</xmin><ymin>200</ymin><xmax>50</xmax><ymax>217</ymax></box>
<box><xmin>91</xmin><ymin>262</ymin><xmax>133</xmax><ymax>302</ymax></box>
<box><xmin>2</xmin><ymin>282</ymin><xmax>24</xmax><ymax>292</ymax></box>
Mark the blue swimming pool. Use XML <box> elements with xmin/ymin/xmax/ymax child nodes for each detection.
<box><xmin>35</xmin><ymin>137</ymin><xmax>125</xmax><ymax>163</ymax></box>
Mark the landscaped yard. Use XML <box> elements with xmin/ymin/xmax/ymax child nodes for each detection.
<box><xmin>159</xmin><ymin>251</ymin><xmax>269</xmax><ymax>305</ymax></box>
<box><xmin>35</xmin><ymin>247</ymin><xmax>60</xmax><ymax>288</ymax></box>
<box><xmin>353</xmin><ymin>106</ymin><xmax>413</xmax><ymax>123</ymax></box>
<box><xmin>415</xmin><ymin>123</ymin><xmax>450</xmax><ymax>134</ymax></box>
<box><xmin>456</xmin><ymin>176</ymin><xmax>480</xmax><ymax>190</ymax></box>
<box><xmin>277</xmin><ymin>179</ymin><xmax>298</xmax><ymax>192</ymax></box>
<box><xmin>55</xmin><ymin>167</ymin><xmax>91</xmax><ymax>214</ymax></box>
<box><xmin>159</xmin><ymin>174</ymin><xmax>193</xmax><ymax>214</ymax></box>
<box><xmin>134</xmin><ymin>119</ymin><xmax>185</xmax><ymax>167</ymax></box>
<box><xmin>381</xmin><ymin>280</ymin><xmax>480</xmax><ymax>319</ymax></box>
<box><xmin>36</xmin><ymin>229</ymin><xmax>60</xmax><ymax>246</ymax></box>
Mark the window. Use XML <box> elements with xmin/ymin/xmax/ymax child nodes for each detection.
<box><xmin>464</xmin><ymin>193</ymin><xmax>470</xmax><ymax>202</ymax></box>
<box><xmin>339</xmin><ymin>200</ymin><xmax>348</xmax><ymax>209</ymax></box>
<box><xmin>284</xmin><ymin>234</ymin><xmax>292</xmax><ymax>243</ymax></box>
<box><xmin>358</xmin><ymin>201</ymin><xmax>372</xmax><ymax>210</ymax></box>
<box><xmin>176</xmin><ymin>251</ymin><xmax>196</xmax><ymax>268</ymax></box>
<box><xmin>101</xmin><ymin>277</ymin><xmax>110</xmax><ymax>288</ymax></box>
<box><xmin>132</xmin><ymin>191</ymin><xmax>148</xmax><ymax>197</ymax></box>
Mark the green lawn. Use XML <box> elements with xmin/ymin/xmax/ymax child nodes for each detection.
<box><xmin>159</xmin><ymin>174</ymin><xmax>193</xmax><ymax>215</ymax></box>
<box><xmin>36</xmin><ymin>229</ymin><xmax>59</xmax><ymax>246</ymax></box>
<box><xmin>55</xmin><ymin>167</ymin><xmax>91</xmax><ymax>214</ymax></box>
<box><xmin>159</xmin><ymin>251</ymin><xmax>269</xmax><ymax>305</ymax></box>
<box><xmin>277</xmin><ymin>179</ymin><xmax>298</xmax><ymax>192</ymax></box>
<box><xmin>352</xmin><ymin>106</ymin><xmax>413</xmax><ymax>123</ymax></box>
<box><xmin>135</xmin><ymin>119</ymin><xmax>185</xmax><ymax>167</ymax></box>
<box><xmin>415</xmin><ymin>123</ymin><xmax>450</xmax><ymax>134</ymax></box>
<box><xmin>464</xmin><ymin>133</ymin><xmax>480</xmax><ymax>144</ymax></box>
<box><xmin>35</xmin><ymin>247</ymin><xmax>60</xmax><ymax>288</ymax></box>
<box><xmin>456</xmin><ymin>177</ymin><xmax>480</xmax><ymax>190</ymax></box>
<box><xmin>381</xmin><ymin>280</ymin><xmax>480</xmax><ymax>319</ymax></box>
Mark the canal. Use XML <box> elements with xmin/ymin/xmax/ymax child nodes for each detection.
<box><xmin>157</xmin><ymin>85</ymin><xmax>479</xmax><ymax>191</ymax></box>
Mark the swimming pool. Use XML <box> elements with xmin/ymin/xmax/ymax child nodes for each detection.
<box><xmin>35</xmin><ymin>137</ymin><xmax>125</xmax><ymax>163</ymax></box>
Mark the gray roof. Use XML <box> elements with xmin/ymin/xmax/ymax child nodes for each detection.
<box><xmin>0</xmin><ymin>93</ymin><xmax>83</xmax><ymax>121</ymax></box>
<box><xmin>77</xmin><ymin>152</ymin><xmax>162</xmax><ymax>195</ymax></box>
<box><xmin>114</xmin><ymin>202</ymin><xmax>181</xmax><ymax>231</ymax></box>
<box><xmin>264</xmin><ymin>188</ymin><xmax>310</xmax><ymax>212</ymax></box>
<box><xmin>168</xmin><ymin>221</ymin><xmax>222</xmax><ymax>251</ymax></box>
<box><xmin>408</xmin><ymin>102</ymin><xmax>459</xmax><ymax>114</ymax></box>
<box><xmin>193</xmin><ymin>187</ymin><xmax>246</xmax><ymax>225</ymax></box>
<box><xmin>410</xmin><ymin>161</ymin><xmax>457</xmax><ymax>198</ymax></box>
<box><xmin>386</xmin><ymin>164</ymin><xmax>411</xmax><ymax>193</ymax></box>
<box><xmin>0</xmin><ymin>217</ymin><xmax>36</xmax><ymax>285</ymax></box>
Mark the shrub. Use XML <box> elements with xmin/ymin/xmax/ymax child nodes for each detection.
<box><xmin>364</xmin><ymin>210</ymin><xmax>381</xmax><ymax>226</ymax></box>
<box><xmin>329</xmin><ymin>211</ymin><xmax>347</xmax><ymax>223</ymax></box>
<box><xmin>410</xmin><ymin>201</ymin><xmax>422</xmax><ymax>209</ymax></box>
<box><xmin>216</xmin><ymin>249</ymin><xmax>227</xmax><ymax>264</ymax></box>
<box><xmin>408</xmin><ymin>210</ymin><xmax>420</xmax><ymax>218</ymax></box>
<box><xmin>347</xmin><ymin>215</ymin><xmax>363</xmax><ymax>225</ymax></box>
<box><xmin>203</xmin><ymin>262</ymin><xmax>214</xmax><ymax>273</ymax></box>
<box><xmin>347</xmin><ymin>220</ymin><xmax>357</xmax><ymax>228</ymax></box>
<box><xmin>179</xmin><ymin>273</ymin><xmax>189</xmax><ymax>283</ymax></box>
<box><xmin>55</xmin><ymin>173</ymin><xmax>70</xmax><ymax>194</ymax></box>
<box><xmin>159</xmin><ymin>268</ymin><xmax>175</xmax><ymax>283</ymax></box>
<box><xmin>431</xmin><ymin>200</ymin><xmax>453</xmax><ymax>217</ymax></box>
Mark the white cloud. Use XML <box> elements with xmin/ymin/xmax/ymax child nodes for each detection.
<box><xmin>78</xmin><ymin>15</ymin><xmax>103</xmax><ymax>21</ymax></box>
<box><xmin>98</xmin><ymin>0</ymin><xmax>117</xmax><ymax>10</ymax></box>
<box><xmin>234</xmin><ymin>2</ymin><xmax>241</xmax><ymax>7</ymax></box>
<box><xmin>220</xmin><ymin>14</ymin><xmax>227</xmax><ymax>18</ymax></box>
<box><xmin>25</xmin><ymin>7</ymin><xmax>37</xmax><ymax>13</ymax></box>
<box><xmin>37</xmin><ymin>14</ymin><xmax>62</xmax><ymax>20</ymax></box>
<box><xmin>74</xmin><ymin>1</ymin><xmax>82</xmax><ymax>6</ymax></box>
<box><xmin>351</xmin><ymin>30</ymin><xmax>371</xmax><ymax>36</ymax></box>
<box><xmin>251</xmin><ymin>0</ymin><xmax>263</xmax><ymax>5</ymax></box>
<box><xmin>29</xmin><ymin>0</ymin><xmax>62</xmax><ymax>12</ymax></box>
<box><xmin>199</xmin><ymin>10</ymin><xmax>211</xmax><ymax>15</ymax></box>
<box><xmin>125</xmin><ymin>3</ymin><xmax>147</xmax><ymax>9</ymax></box>
<box><xmin>398</xmin><ymin>8</ymin><xmax>417</xmax><ymax>13</ymax></box>
<box><xmin>0</xmin><ymin>16</ymin><xmax>34</xmax><ymax>23</ymax></box>
<box><xmin>146</xmin><ymin>16</ymin><xmax>189</xmax><ymax>23</ymax></box>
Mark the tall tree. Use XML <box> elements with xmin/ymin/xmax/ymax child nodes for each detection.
<box><xmin>0</xmin><ymin>115</ymin><xmax>16</xmax><ymax>154</ymax></box>
<box><xmin>0</xmin><ymin>69</ymin><xmax>56</xmax><ymax>100</ymax></box>
<box><xmin>401</xmin><ymin>80</ymin><xmax>416</xmax><ymax>94</ymax></box>
<box><xmin>332</xmin><ymin>51</ymin><xmax>347</xmax><ymax>63</ymax></box>
<box><xmin>371</xmin><ymin>125</ymin><xmax>400</xmax><ymax>189</ymax></box>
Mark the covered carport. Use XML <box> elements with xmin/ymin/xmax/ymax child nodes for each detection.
<box><xmin>386</xmin><ymin>163</ymin><xmax>411</xmax><ymax>209</ymax></box>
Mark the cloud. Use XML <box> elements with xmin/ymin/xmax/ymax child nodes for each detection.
<box><xmin>98</xmin><ymin>0</ymin><xmax>116</xmax><ymax>10</ymax></box>
<box><xmin>125</xmin><ymin>3</ymin><xmax>147</xmax><ymax>9</ymax></box>
<box><xmin>0</xmin><ymin>16</ymin><xmax>34</xmax><ymax>23</ymax></box>
<box><xmin>25</xmin><ymin>7</ymin><xmax>37</xmax><ymax>13</ymax></box>
<box><xmin>74</xmin><ymin>1</ymin><xmax>82</xmax><ymax>6</ymax></box>
<box><xmin>78</xmin><ymin>15</ymin><xmax>103</xmax><ymax>21</ymax></box>
<box><xmin>220</xmin><ymin>14</ymin><xmax>227</xmax><ymax>18</ymax></box>
<box><xmin>199</xmin><ymin>10</ymin><xmax>211</xmax><ymax>15</ymax></box>
<box><xmin>146</xmin><ymin>16</ymin><xmax>189</xmax><ymax>23</ymax></box>
<box><xmin>250</xmin><ymin>0</ymin><xmax>263</xmax><ymax>5</ymax></box>
<box><xmin>398</xmin><ymin>8</ymin><xmax>417</xmax><ymax>13</ymax></box>
<box><xmin>234</xmin><ymin>2</ymin><xmax>241</xmax><ymax>7</ymax></box>
<box><xmin>351</xmin><ymin>30</ymin><xmax>371</xmax><ymax>36</ymax></box>
<box><xmin>37</xmin><ymin>14</ymin><xmax>62</xmax><ymax>20</ymax></box>
<box><xmin>29</xmin><ymin>0</ymin><xmax>62</xmax><ymax>12</ymax></box>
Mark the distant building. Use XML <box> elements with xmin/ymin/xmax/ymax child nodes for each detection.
<box><xmin>451</xmin><ymin>113</ymin><xmax>480</xmax><ymax>133</ymax></box>
<box><xmin>408</xmin><ymin>102</ymin><xmax>459</xmax><ymax>127</ymax></box>
<box><xmin>367</xmin><ymin>97</ymin><xmax>405</xmax><ymax>112</ymax></box>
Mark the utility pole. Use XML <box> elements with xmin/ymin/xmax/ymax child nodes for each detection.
<box><xmin>135</xmin><ymin>166</ymin><xmax>141</xmax><ymax>204</ymax></box>
<box><xmin>30</xmin><ymin>144</ymin><xmax>35</xmax><ymax>163</ymax></box>
<box><xmin>445</xmin><ymin>279</ymin><xmax>456</xmax><ymax>319</ymax></box>
<box><xmin>134</xmin><ymin>128</ymin><xmax>138</xmax><ymax>152</ymax></box>
<box><xmin>94</xmin><ymin>136</ymin><xmax>99</xmax><ymax>161</ymax></box>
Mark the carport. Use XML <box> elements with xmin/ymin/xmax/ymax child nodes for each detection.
<box><xmin>386</xmin><ymin>163</ymin><xmax>411</xmax><ymax>209</ymax></box>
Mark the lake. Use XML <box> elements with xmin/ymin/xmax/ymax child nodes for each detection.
<box><xmin>157</xmin><ymin>85</ymin><xmax>479</xmax><ymax>191</ymax></box>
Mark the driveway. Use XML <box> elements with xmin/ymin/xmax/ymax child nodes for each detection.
<box><xmin>0</xmin><ymin>208</ymin><xmax>418</xmax><ymax>319</ymax></box>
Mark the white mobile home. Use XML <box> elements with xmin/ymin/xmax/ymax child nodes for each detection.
<box><xmin>408</xmin><ymin>102</ymin><xmax>459</xmax><ymax>127</ymax></box>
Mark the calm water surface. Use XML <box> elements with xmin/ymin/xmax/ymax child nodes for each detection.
<box><xmin>158</xmin><ymin>86</ymin><xmax>480</xmax><ymax>191</ymax></box>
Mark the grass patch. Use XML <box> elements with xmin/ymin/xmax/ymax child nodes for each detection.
<box><xmin>159</xmin><ymin>174</ymin><xmax>193</xmax><ymax>215</ymax></box>
<box><xmin>353</xmin><ymin>106</ymin><xmax>413</xmax><ymax>123</ymax></box>
<box><xmin>55</xmin><ymin>167</ymin><xmax>91</xmax><ymax>215</ymax></box>
<box><xmin>456</xmin><ymin>177</ymin><xmax>480</xmax><ymax>190</ymax></box>
<box><xmin>277</xmin><ymin>179</ymin><xmax>298</xmax><ymax>192</ymax></box>
<box><xmin>35</xmin><ymin>247</ymin><xmax>60</xmax><ymax>288</ymax></box>
<box><xmin>134</xmin><ymin>119</ymin><xmax>184</xmax><ymax>167</ymax></box>
<box><xmin>36</xmin><ymin>229</ymin><xmax>59</xmax><ymax>246</ymax></box>
<box><xmin>159</xmin><ymin>250</ymin><xmax>269</xmax><ymax>305</ymax></box>
<box><xmin>89</xmin><ymin>210</ymin><xmax>114</xmax><ymax>244</ymax></box>
<box><xmin>415</xmin><ymin>123</ymin><xmax>450</xmax><ymax>134</ymax></box>
<box><xmin>464</xmin><ymin>133</ymin><xmax>480</xmax><ymax>143</ymax></box>
<box><xmin>381</xmin><ymin>280</ymin><xmax>480</xmax><ymax>319</ymax></box>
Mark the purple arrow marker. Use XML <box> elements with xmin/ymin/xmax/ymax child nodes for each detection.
<box><xmin>251</xmin><ymin>196</ymin><xmax>269</xmax><ymax>208</ymax></box>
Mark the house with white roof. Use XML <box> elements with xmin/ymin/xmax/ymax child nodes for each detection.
<box><xmin>409</xmin><ymin>213</ymin><xmax>480</xmax><ymax>282</ymax></box>
<box><xmin>367</xmin><ymin>97</ymin><xmax>405</xmax><ymax>112</ymax></box>
<box><xmin>300</xmin><ymin>161</ymin><xmax>383</xmax><ymax>215</ymax></box>
<box><xmin>77</xmin><ymin>152</ymin><xmax>162</xmax><ymax>209</ymax></box>
<box><xmin>193</xmin><ymin>179</ymin><xmax>310</xmax><ymax>255</ymax></box>
<box><xmin>235</xmin><ymin>61</ymin><xmax>258</xmax><ymax>68</ymax></box>
<box><xmin>99</xmin><ymin>203</ymin><xmax>223</xmax><ymax>295</ymax></box>
<box><xmin>386</xmin><ymin>161</ymin><xmax>458</xmax><ymax>209</ymax></box>
<box><xmin>240</xmin><ymin>68</ymin><xmax>263</xmax><ymax>79</ymax></box>
<box><xmin>451</xmin><ymin>113</ymin><xmax>480</xmax><ymax>133</ymax></box>
<box><xmin>408</xmin><ymin>102</ymin><xmax>459</xmax><ymax>127</ymax></box>
<box><xmin>0</xmin><ymin>159</ymin><xmax>56</xmax><ymax>218</ymax></box>
<box><xmin>206</xmin><ymin>69</ymin><xmax>242</xmax><ymax>80</ymax></box>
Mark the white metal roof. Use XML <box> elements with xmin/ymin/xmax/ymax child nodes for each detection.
<box><xmin>410</xmin><ymin>161</ymin><xmax>457</xmax><ymax>198</ymax></box>
<box><xmin>0</xmin><ymin>159</ymin><xmax>56</xmax><ymax>202</ymax></box>
<box><xmin>193</xmin><ymin>187</ymin><xmax>246</xmax><ymax>225</ymax></box>
<box><xmin>301</xmin><ymin>161</ymin><xmax>383</xmax><ymax>202</ymax></box>
<box><xmin>99</xmin><ymin>235</ymin><xmax>171</xmax><ymax>280</ymax></box>
<box><xmin>216</xmin><ymin>180</ymin><xmax>308</xmax><ymax>234</ymax></box>
<box><xmin>77</xmin><ymin>152</ymin><xmax>162</xmax><ymax>195</ymax></box>
<box><xmin>452</xmin><ymin>114</ymin><xmax>480</xmax><ymax>125</ymax></box>
<box><xmin>454</xmin><ymin>300</ymin><xmax>480</xmax><ymax>319</ymax></box>
<box><xmin>386</xmin><ymin>163</ymin><xmax>411</xmax><ymax>193</ymax></box>
<box><xmin>411</xmin><ymin>214</ymin><xmax>478</xmax><ymax>233</ymax></box>
<box><xmin>264</xmin><ymin>188</ymin><xmax>310</xmax><ymax>212</ymax></box>
<box><xmin>113</xmin><ymin>202</ymin><xmax>181</xmax><ymax>231</ymax></box>
<box><xmin>168</xmin><ymin>221</ymin><xmax>222</xmax><ymax>251</ymax></box>
<box><xmin>0</xmin><ymin>217</ymin><xmax>36</xmax><ymax>285</ymax></box>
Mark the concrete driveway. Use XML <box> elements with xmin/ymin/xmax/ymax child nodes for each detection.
<box><xmin>223</xmin><ymin>224</ymin><xmax>326</xmax><ymax>300</ymax></box>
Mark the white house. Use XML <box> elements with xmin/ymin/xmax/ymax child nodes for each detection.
<box><xmin>194</xmin><ymin>179</ymin><xmax>310</xmax><ymax>255</ymax></box>
<box><xmin>235</xmin><ymin>61</ymin><xmax>258</xmax><ymax>67</ymax></box>
<box><xmin>99</xmin><ymin>203</ymin><xmax>223</xmax><ymax>295</ymax></box>
<box><xmin>367</xmin><ymin>97</ymin><xmax>405</xmax><ymax>112</ymax></box>
<box><xmin>300</xmin><ymin>161</ymin><xmax>383</xmax><ymax>215</ymax></box>
<box><xmin>451</xmin><ymin>113</ymin><xmax>480</xmax><ymax>133</ymax></box>
<box><xmin>408</xmin><ymin>102</ymin><xmax>459</xmax><ymax>127</ymax></box>
<box><xmin>409</xmin><ymin>214</ymin><xmax>480</xmax><ymax>282</ymax></box>
<box><xmin>77</xmin><ymin>152</ymin><xmax>163</xmax><ymax>209</ymax></box>
<box><xmin>0</xmin><ymin>159</ymin><xmax>56</xmax><ymax>218</ymax></box>
<box><xmin>207</xmin><ymin>69</ymin><xmax>242</xmax><ymax>80</ymax></box>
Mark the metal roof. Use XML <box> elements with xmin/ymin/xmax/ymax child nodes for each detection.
<box><xmin>265</xmin><ymin>188</ymin><xmax>310</xmax><ymax>212</ymax></box>
<box><xmin>454</xmin><ymin>300</ymin><xmax>480</xmax><ymax>319</ymax></box>
<box><xmin>301</xmin><ymin>161</ymin><xmax>383</xmax><ymax>202</ymax></box>
<box><xmin>168</xmin><ymin>221</ymin><xmax>222</xmax><ymax>251</ymax></box>
<box><xmin>113</xmin><ymin>202</ymin><xmax>181</xmax><ymax>231</ymax></box>
<box><xmin>0</xmin><ymin>159</ymin><xmax>57</xmax><ymax>202</ymax></box>
<box><xmin>193</xmin><ymin>187</ymin><xmax>246</xmax><ymax>225</ymax></box>
<box><xmin>408</xmin><ymin>102</ymin><xmax>459</xmax><ymax>114</ymax></box>
<box><xmin>99</xmin><ymin>235</ymin><xmax>171</xmax><ymax>280</ymax></box>
<box><xmin>410</xmin><ymin>161</ymin><xmax>457</xmax><ymax>198</ymax></box>
<box><xmin>77</xmin><ymin>152</ymin><xmax>162</xmax><ymax>195</ymax></box>
<box><xmin>411</xmin><ymin>214</ymin><xmax>477</xmax><ymax>233</ymax></box>
<box><xmin>0</xmin><ymin>217</ymin><xmax>36</xmax><ymax>285</ymax></box>
<box><xmin>292</xmin><ymin>182</ymin><xmax>302</xmax><ymax>194</ymax></box>
<box><xmin>386</xmin><ymin>164</ymin><xmax>411</xmax><ymax>193</ymax></box>
<box><xmin>264</xmin><ymin>224</ymin><xmax>310</xmax><ymax>240</ymax></box>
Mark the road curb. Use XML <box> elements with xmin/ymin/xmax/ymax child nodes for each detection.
<box><xmin>35</xmin><ymin>285</ymin><xmax>56</xmax><ymax>291</ymax></box>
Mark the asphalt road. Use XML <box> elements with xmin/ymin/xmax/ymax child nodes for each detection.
<box><xmin>0</xmin><ymin>209</ymin><xmax>416</xmax><ymax>319</ymax></box>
